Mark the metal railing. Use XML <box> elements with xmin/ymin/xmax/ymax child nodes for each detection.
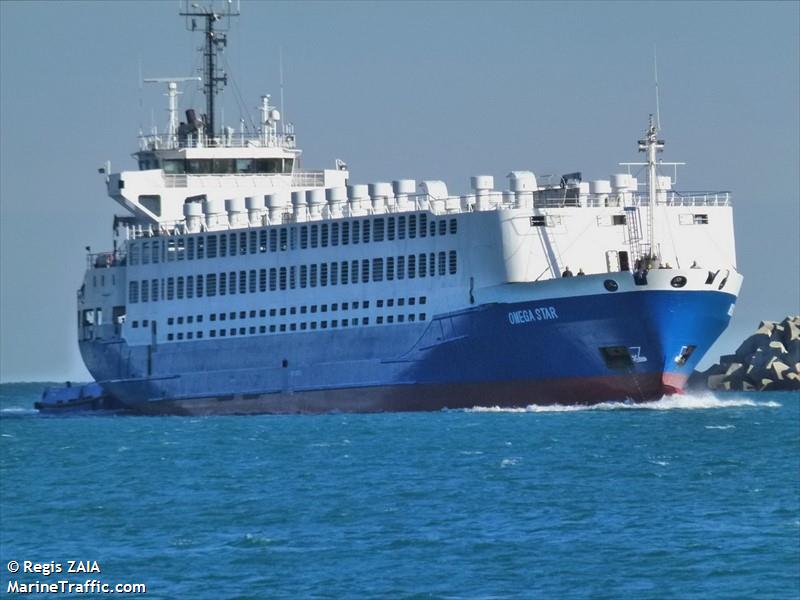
<box><xmin>138</xmin><ymin>131</ymin><xmax>296</xmax><ymax>151</ymax></box>
<box><xmin>161</xmin><ymin>170</ymin><xmax>324</xmax><ymax>189</ymax></box>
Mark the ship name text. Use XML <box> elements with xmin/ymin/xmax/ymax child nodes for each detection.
<box><xmin>507</xmin><ymin>307</ymin><xmax>559</xmax><ymax>325</ymax></box>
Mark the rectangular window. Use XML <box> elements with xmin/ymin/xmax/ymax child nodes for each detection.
<box><xmin>530</xmin><ymin>216</ymin><xmax>547</xmax><ymax>227</ymax></box>
<box><xmin>300</xmin><ymin>265</ymin><xmax>308</xmax><ymax>288</ymax></box>
<box><xmin>130</xmin><ymin>243</ymin><xmax>140</xmax><ymax>265</ymax></box>
<box><xmin>206</xmin><ymin>273</ymin><xmax>216</xmax><ymax>297</ymax></box>
<box><xmin>420</xmin><ymin>214</ymin><xmax>427</xmax><ymax>237</ymax></box>
<box><xmin>362</xmin><ymin>220</ymin><xmax>371</xmax><ymax>243</ymax></box>
<box><xmin>219</xmin><ymin>234</ymin><xmax>227</xmax><ymax>257</ymax></box>
<box><xmin>167</xmin><ymin>239</ymin><xmax>176</xmax><ymax>262</ymax></box>
<box><xmin>151</xmin><ymin>279</ymin><xmax>159</xmax><ymax>301</ymax></box>
<box><xmin>238</xmin><ymin>232</ymin><xmax>247</xmax><ymax>255</ymax></box>
<box><xmin>341</xmin><ymin>262</ymin><xmax>349</xmax><ymax>285</ymax></box>
<box><xmin>289</xmin><ymin>266</ymin><xmax>296</xmax><ymax>289</ymax></box>
<box><xmin>398</xmin><ymin>216</ymin><xmax>406</xmax><ymax>240</ymax></box>
<box><xmin>229</xmin><ymin>233</ymin><xmax>237</xmax><ymax>256</ymax></box>
<box><xmin>141</xmin><ymin>279</ymin><xmax>149</xmax><ymax>303</ymax></box>
<box><xmin>386</xmin><ymin>257</ymin><xmax>394</xmax><ymax>281</ymax></box>
<box><xmin>693</xmin><ymin>214</ymin><xmax>709</xmax><ymax>225</ymax></box>
<box><xmin>397</xmin><ymin>256</ymin><xmax>405</xmax><ymax>280</ymax></box>
<box><xmin>239</xmin><ymin>271</ymin><xmax>247</xmax><ymax>294</ymax></box>
<box><xmin>612</xmin><ymin>214</ymin><xmax>627</xmax><ymax>226</ymax></box>
<box><xmin>152</xmin><ymin>241</ymin><xmax>160</xmax><ymax>263</ymax></box>
<box><xmin>439</xmin><ymin>220</ymin><xmax>446</xmax><ymax>236</ymax></box>
<box><xmin>330</xmin><ymin>262</ymin><xmax>338</xmax><ymax>286</ymax></box>
<box><xmin>167</xmin><ymin>277</ymin><xmax>175</xmax><ymax>300</ymax></box>
<box><xmin>197</xmin><ymin>237</ymin><xmax>205</xmax><ymax>259</ymax></box>
<box><xmin>387</xmin><ymin>217</ymin><xmax>396</xmax><ymax>241</ymax></box>
<box><xmin>259</xmin><ymin>269</ymin><xmax>267</xmax><ymax>292</ymax></box>
<box><xmin>187</xmin><ymin>238</ymin><xmax>195</xmax><ymax>260</ymax></box>
<box><xmin>449</xmin><ymin>219</ymin><xmax>457</xmax><ymax>234</ymax></box>
<box><xmin>372</xmin><ymin>258</ymin><xmax>383</xmax><ymax>282</ymax></box>
<box><xmin>229</xmin><ymin>271</ymin><xmax>236</xmax><ymax>295</ymax></box>
<box><xmin>419</xmin><ymin>253</ymin><xmax>427</xmax><ymax>277</ymax></box>
<box><xmin>310</xmin><ymin>224</ymin><xmax>318</xmax><ymax>249</ymax></box>
<box><xmin>279</xmin><ymin>267</ymin><xmax>287</xmax><ymax>290</ymax></box>
<box><xmin>310</xmin><ymin>264</ymin><xmax>318</xmax><ymax>287</ymax></box>
<box><xmin>129</xmin><ymin>281</ymin><xmax>139</xmax><ymax>303</ymax></box>
<box><xmin>279</xmin><ymin>228</ymin><xmax>287</xmax><ymax>251</ymax></box>
<box><xmin>362</xmin><ymin>259</ymin><xmax>370</xmax><ymax>283</ymax></box>
<box><xmin>438</xmin><ymin>252</ymin><xmax>446</xmax><ymax>276</ymax></box>
<box><xmin>142</xmin><ymin>241</ymin><xmax>150</xmax><ymax>264</ymax></box>
<box><xmin>207</xmin><ymin>235</ymin><xmax>217</xmax><ymax>258</ymax></box>
<box><xmin>449</xmin><ymin>251</ymin><xmax>457</xmax><ymax>274</ymax></box>
<box><xmin>177</xmin><ymin>238</ymin><xmax>186</xmax><ymax>260</ymax></box>
<box><xmin>187</xmin><ymin>275</ymin><xmax>194</xmax><ymax>298</ymax></box>
<box><xmin>331</xmin><ymin>222</ymin><xmax>339</xmax><ymax>246</ymax></box>
<box><xmin>373</xmin><ymin>218</ymin><xmax>385</xmax><ymax>242</ymax></box>
<box><xmin>352</xmin><ymin>221</ymin><xmax>360</xmax><ymax>245</ymax></box>
<box><xmin>342</xmin><ymin>222</ymin><xmax>350</xmax><ymax>245</ymax></box>
<box><xmin>249</xmin><ymin>270</ymin><xmax>256</xmax><ymax>293</ymax></box>
<box><xmin>409</xmin><ymin>215</ymin><xmax>417</xmax><ymax>238</ymax></box>
<box><xmin>196</xmin><ymin>274</ymin><xmax>204</xmax><ymax>298</ymax></box>
<box><xmin>269</xmin><ymin>268</ymin><xmax>277</xmax><ymax>291</ymax></box>
<box><xmin>351</xmin><ymin>260</ymin><xmax>359</xmax><ymax>284</ymax></box>
<box><xmin>297</xmin><ymin>225</ymin><xmax>307</xmax><ymax>249</ymax></box>
<box><xmin>408</xmin><ymin>255</ymin><xmax>416</xmax><ymax>279</ymax></box>
<box><xmin>429</xmin><ymin>253</ymin><xmax>436</xmax><ymax>276</ymax></box>
<box><xmin>249</xmin><ymin>231</ymin><xmax>257</xmax><ymax>254</ymax></box>
<box><xmin>321</xmin><ymin>263</ymin><xmax>328</xmax><ymax>286</ymax></box>
<box><xmin>219</xmin><ymin>272</ymin><xmax>227</xmax><ymax>295</ymax></box>
<box><xmin>430</xmin><ymin>221</ymin><xmax>436</xmax><ymax>237</ymax></box>
<box><xmin>177</xmin><ymin>276</ymin><xmax>185</xmax><ymax>299</ymax></box>
<box><xmin>321</xmin><ymin>224</ymin><xmax>329</xmax><ymax>247</ymax></box>
<box><xmin>259</xmin><ymin>230</ymin><xmax>267</xmax><ymax>253</ymax></box>
<box><xmin>269</xmin><ymin>230</ymin><xmax>277</xmax><ymax>252</ymax></box>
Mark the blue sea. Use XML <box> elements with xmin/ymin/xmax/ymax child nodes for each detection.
<box><xmin>1</xmin><ymin>383</ymin><xmax>798</xmax><ymax>599</ymax></box>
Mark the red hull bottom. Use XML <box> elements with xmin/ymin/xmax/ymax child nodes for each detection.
<box><xmin>130</xmin><ymin>373</ymin><xmax>688</xmax><ymax>416</ymax></box>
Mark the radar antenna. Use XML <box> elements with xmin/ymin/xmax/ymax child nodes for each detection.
<box><xmin>180</xmin><ymin>1</ymin><xmax>240</xmax><ymax>142</ymax></box>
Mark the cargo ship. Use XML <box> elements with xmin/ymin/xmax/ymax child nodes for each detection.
<box><xmin>51</xmin><ymin>3</ymin><xmax>742</xmax><ymax>414</ymax></box>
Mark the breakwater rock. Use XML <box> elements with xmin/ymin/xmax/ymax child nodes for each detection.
<box><xmin>689</xmin><ymin>316</ymin><xmax>800</xmax><ymax>391</ymax></box>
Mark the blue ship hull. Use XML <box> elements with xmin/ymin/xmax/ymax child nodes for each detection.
<box><xmin>78</xmin><ymin>283</ymin><xmax>737</xmax><ymax>414</ymax></box>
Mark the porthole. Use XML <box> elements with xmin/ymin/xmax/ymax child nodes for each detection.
<box><xmin>670</xmin><ymin>276</ymin><xmax>687</xmax><ymax>288</ymax></box>
<box><xmin>604</xmin><ymin>279</ymin><xmax>619</xmax><ymax>292</ymax></box>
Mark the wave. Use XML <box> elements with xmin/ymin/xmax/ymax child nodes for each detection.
<box><xmin>466</xmin><ymin>392</ymin><xmax>782</xmax><ymax>413</ymax></box>
<box><xmin>0</xmin><ymin>407</ymin><xmax>39</xmax><ymax>416</ymax></box>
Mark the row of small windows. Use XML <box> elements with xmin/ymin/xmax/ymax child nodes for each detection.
<box><xmin>128</xmin><ymin>216</ymin><xmax>458</xmax><ymax>265</ymax></box>
<box><xmin>162</xmin><ymin>312</ymin><xmax>429</xmax><ymax>341</ymax></box>
<box><xmin>128</xmin><ymin>252</ymin><xmax>457</xmax><ymax>303</ymax></box>
<box><xmin>129</xmin><ymin>297</ymin><xmax>428</xmax><ymax>340</ymax></box>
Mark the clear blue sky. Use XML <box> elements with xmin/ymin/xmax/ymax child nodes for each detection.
<box><xmin>1</xmin><ymin>1</ymin><xmax>798</xmax><ymax>382</ymax></box>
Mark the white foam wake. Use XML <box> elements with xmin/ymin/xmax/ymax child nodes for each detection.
<box><xmin>466</xmin><ymin>392</ymin><xmax>782</xmax><ymax>413</ymax></box>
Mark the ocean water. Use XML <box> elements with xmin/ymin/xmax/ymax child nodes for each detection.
<box><xmin>1</xmin><ymin>384</ymin><xmax>798</xmax><ymax>599</ymax></box>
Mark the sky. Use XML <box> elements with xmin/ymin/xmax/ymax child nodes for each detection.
<box><xmin>1</xmin><ymin>0</ymin><xmax>798</xmax><ymax>382</ymax></box>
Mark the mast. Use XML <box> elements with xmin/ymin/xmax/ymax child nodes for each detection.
<box><xmin>638</xmin><ymin>115</ymin><xmax>664</xmax><ymax>260</ymax></box>
<box><xmin>180</xmin><ymin>1</ymin><xmax>240</xmax><ymax>141</ymax></box>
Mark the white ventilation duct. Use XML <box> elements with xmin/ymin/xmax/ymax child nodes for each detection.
<box><xmin>225</xmin><ymin>197</ymin><xmax>248</xmax><ymax>228</ymax></box>
<box><xmin>508</xmin><ymin>171</ymin><xmax>537</xmax><ymax>209</ymax></box>
<box><xmin>470</xmin><ymin>175</ymin><xmax>494</xmax><ymax>211</ymax></box>
<box><xmin>327</xmin><ymin>187</ymin><xmax>347</xmax><ymax>218</ymax></box>
<box><xmin>369</xmin><ymin>182</ymin><xmax>392</xmax><ymax>214</ymax></box>
<box><xmin>183</xmin><ymin>201</ymin><xmax>203</xmax><ymax>233</ymax></box>
<box><xmin>266</xmin><ymin>191</ymin><xmax>289</xmax><ymax>223</ymax></box>
<box><xmin>203</xmin><ymin>197</ymin><xmax>227</xmax><ymax>229</ymax></box>
<box><xmin>393</xmin><ymin>179</ymin><xmax>416</xmax><ymax>212</ymax></box>
<box><xmin>420</xmin><ymin>180</ymin><xmax>448</xmax><ymax>213</ymax></box>
<box><xmin>347</xmin><ymin>184</ymin><xmax>369</xmax><ymax>216</ymax></box>
<box><xmin>291</xmin><ymin>191</ymin><xmax>307</xmax><ymax>222</ymax></box>
<box><xmin>245</xmin><ymin>196</ymin><xmax>264</xmax><ymax>226</ymax></box>
<box><xmin>307</xmin><ymin>188</ymin><xmax>326</xmax><ymax>220</ymax></box>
